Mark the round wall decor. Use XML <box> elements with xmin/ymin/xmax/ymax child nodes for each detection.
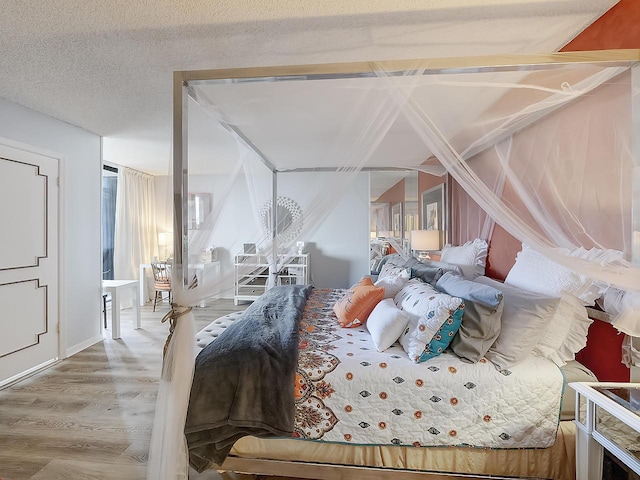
<box><xmin>259</xmin><ymin>196</ymin><xmax>303</xmax><ymax>246</ymax></box>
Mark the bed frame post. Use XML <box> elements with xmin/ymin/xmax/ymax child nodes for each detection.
<box><xmin>632</xmin><ymin>63</ymin><xmax>640</xmax><ymax>266</ymax></box>
<box><xmin>173</xmin><ymin>71</ymin><xmax>189</xmax><ymax>287</ymax></box>
<box><xmin>271</xmin><ymin>170</ymin><xmax>278</xmax><ymax>284</ymax></box>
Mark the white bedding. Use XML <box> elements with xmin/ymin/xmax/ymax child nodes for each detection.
<box><xmin>196</xmin><ymin>288</ymin><xmax>564</xmax><ymax>450</ymax></box>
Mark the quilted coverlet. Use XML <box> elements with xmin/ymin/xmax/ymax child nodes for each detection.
<box><xmin>196</xmin><ymin>288</ymin><xmax>565</xmax><ymax>450</ymax></box>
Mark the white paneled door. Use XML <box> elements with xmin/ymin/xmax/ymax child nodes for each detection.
<box><xmin>0</xmin><ymin>139</ymin><xmax>59</xmax><ymax>386</ymax></box>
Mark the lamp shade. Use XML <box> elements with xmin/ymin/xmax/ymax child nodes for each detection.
<box><xmin>411</xmin><ymin>230</ymin><xmax>440</xmax><ymax>251</ymax></box>
<box><xmin>158</xmin><ymin>232</ymin><xmax>170</xmax><ymax>246</ymax></box>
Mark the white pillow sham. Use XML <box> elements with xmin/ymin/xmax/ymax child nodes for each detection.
<box><xmin>534</xmin><ymin>294</ymin><xmax>593</xmax><ymax>366</ymax></box>
<box><xmin>440</xmin><ymin>238</ymin><xmax>488</xmax><ymax>279</ymax></box>
<box><xmin>504</xmin><ymin>243</ymin><xmax>601</xmax><ymax>305</ymax></box>
<box><xmin>476</xmin><ymin>276</ymin><xmax>560</xmax><ymax>370</ymax></box>
<box><xmin>366</xmin><ymin>298</ymin><xmax>410</xmax><ymax>351</ymax></box>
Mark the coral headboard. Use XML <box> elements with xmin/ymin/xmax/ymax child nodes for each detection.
<box><xmin>576</xmin><ymin>317</ymin><xmax>629</xmax><ymax>382</ymax></box>
<box><xmin>485</xmin><ymin>225</ymin><xmax>521</xmax><ymax>281</ymax></box>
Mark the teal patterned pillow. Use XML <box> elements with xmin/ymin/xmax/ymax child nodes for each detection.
<box><xmin>418</xmin><ymin>306</ymin><xmax>464</xmax><ymax>361</ymax></box>
<box><xmin>396</xmin><ymin>279</ymin><xmax>465</xmax><ymax>363</ymax></box>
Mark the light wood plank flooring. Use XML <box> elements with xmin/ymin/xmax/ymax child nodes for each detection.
<box><xmin>0</xmin><ymin>298</ymin><xmax>276</xmax><ymax>480</ymax></box>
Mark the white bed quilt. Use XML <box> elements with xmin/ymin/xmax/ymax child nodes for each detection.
<box><xmin>196</xmin><ymin>288</ymin><xmax>564</xmax><ymax>449</ymax></box>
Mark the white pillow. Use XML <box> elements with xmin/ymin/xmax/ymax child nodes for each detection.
<box><xmin>378</xmin><ymin>262</ymin><xmax>409</xmax><ymax>280</ymax></box>
<box><xmin>440</xmin><ymin>238</ymin><xmax>488</xmax><ymax>279</ymax></box>
<box><xmin>533</xmin><ymin>294</ymin><xmax>593</xmax><ymax>366</ymax></box>
<box><xmin>475</xmin><ymin>276</ymin><xmax>560</xmax><ymax>370</ymax></box>
<box><xmin>375</xmin><ymin>268</ymin><xmax>410</xmax><ymax>299</ymax></box>
<box><xmin>366</xmin><ymin>299</ymin><xmax>410</xmax><ymax>351</ymax></box>
<box><xmin>505</xmin><ymin>244</ymin><xmax>601</xmax><ymax>305</ymax></box>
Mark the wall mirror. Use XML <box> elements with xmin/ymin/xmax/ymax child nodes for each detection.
<box><xmin>391</xmin><ymin>202</ymin><xmax>403</xmax><ymax>239</ymax></box>
<box><xmin>371</xmin><ymin>170</ymin><xmax>448</xmax><ymax>253</ymax></box>
<box><xmin>404</xmin><ymin>173</ymin><xmax>419</xmax><ymax>241</ymax></box>
<box><xmin>370</xmin><ymin>170</ymin><xmax>418</xmax><ymax>250</ymax></box>
<box><xmin>187</xmin><ymin>192</ymin><xmax>212</xmax><ymax>230</ymax></box>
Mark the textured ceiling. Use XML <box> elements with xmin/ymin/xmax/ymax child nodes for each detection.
<box><xmin>0</xmin><ymin>0</ymin><xmax>619</xmax><ymax>175</ymax></box>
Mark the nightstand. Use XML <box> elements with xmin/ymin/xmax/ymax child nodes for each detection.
<box><xmin>570</xmin><ymin>382</ymin><xmax>640</xmax><ymax>480</ymax></box>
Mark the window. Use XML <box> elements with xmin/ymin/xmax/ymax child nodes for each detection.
<box><xmin>102</xmin><ymin>165</ymin><xmax>117</xmax><ymax>280</ymax></box>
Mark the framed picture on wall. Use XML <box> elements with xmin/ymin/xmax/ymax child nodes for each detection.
<box><xmin>421</xmin><ymin>184</ymin><xmax>445</xmax><ymax>247</ymax></box>
<box><xmin>391</xmin><ymin>202</ymin><xmax>403</xmax><ymax>239</ymax></box>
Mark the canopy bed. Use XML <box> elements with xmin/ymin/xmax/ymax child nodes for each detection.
<box><xmin>148</xmin><ymin>49</ymin><xmax>640</xmax><ymax>480</ymax></box>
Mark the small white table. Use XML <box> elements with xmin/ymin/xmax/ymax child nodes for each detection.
<box><xmin>570</xmin><ymin>382</ymin><xmax>640</xmax><ymax>480</ymax></box>
<box><xmin>103</xmin><ymin>280</ymin><xmax>141</xmax><ymax>340</ymax></box>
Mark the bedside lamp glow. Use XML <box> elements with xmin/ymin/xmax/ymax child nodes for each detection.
<box><xmin>410</xmin><ymin>230</ymin><xmax>440</xmax><ymax>260</ymax></box>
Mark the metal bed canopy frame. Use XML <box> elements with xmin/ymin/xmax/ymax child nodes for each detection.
<box><xmin>172</xmin><ymin>49</ymin><xmax>640</xmax><ymax>288</ymax></box>
<box><xmin>170</xmin><ymin>49</ymin><xmax>640</xmax><ymax>479</ymax></box>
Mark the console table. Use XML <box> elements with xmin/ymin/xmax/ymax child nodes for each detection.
<box><xmin>570</xmin><ymin>381</ymin><xmax>640</xmax><ymax>480</ymax></box>
<box><xmin>102</xmin><ymin>280</ymin><xmax>141</xmax><ymax>340</ymax></box>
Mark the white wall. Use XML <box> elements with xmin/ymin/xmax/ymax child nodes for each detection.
<box><xmin>154</xmin><ymin>171</ymin><xmax>370</xmax><ymax>294</ymax></box>
<box><xmin>155</xmin><ymin>173</ymin><xmax>261</xmax><ymax>297</ymax></box>
<box><xmin>278</xmin><ymin>172</ymin><xmax>370</xmax><ymax>288</ymax></box>
<box><xmin>0</xmin><ymin>98</ymin><xmax>102</xmax><ymax>354</ymax></box>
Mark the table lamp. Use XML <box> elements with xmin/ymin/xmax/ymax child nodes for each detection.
<box><xmin>410</xmin><ymin>230</ymin><xmax>440</xmax><ymax>260</ymax></box>
<box><xmin>158</xmin><ymin>232</ymin><xmax>172</xmax><ymax>260</ymax></box>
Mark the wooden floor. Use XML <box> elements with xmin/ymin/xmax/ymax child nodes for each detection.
<box><xmin>0</xmin><ymin>298</ymin><xmax>270</xmax><ymax>480</ymax></box>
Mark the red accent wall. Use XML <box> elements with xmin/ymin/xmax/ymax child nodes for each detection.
<box><xmin>576</xmin><ymin>320</ymin><xmax>630</xmax><ymax>382</ymax></box>
<box><xmin>561</xmin><ymin>0</ymin><xmax>640</xmax><ymax>51</ymax></box>
<box><xmin>376</xmin><ymin>179</ymin><xmax>404</xmax><ymax>207</ymax></box>
<box><xmin>485</xmin><ymin>224</ymin><xmax>521</xmax><ymax>281</ymax></box>
<box><xmin>473</xmin><ymin>0</ymin><xmax>640</xmax><ymax>379</ymax></box>
<box><xmin>483</xmin><ymin>0</ymin><xmax>640</xmax><ymax>280</ymax></box>
<box><xmin>562</xmin><ymin>2</ymin><xmax>639</xmax><ymax>382</ymax></box>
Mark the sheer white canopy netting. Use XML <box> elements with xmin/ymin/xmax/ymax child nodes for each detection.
<box><xmin>148</xmin><ymin>53</ymin><xmax>640</xmax><ymax>479</ymax></box>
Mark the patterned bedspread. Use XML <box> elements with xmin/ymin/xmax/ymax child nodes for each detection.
<box><xmin>197</xmin><ymin>288</ymin><xmax>565</xmax><ymax>450</ymax></box>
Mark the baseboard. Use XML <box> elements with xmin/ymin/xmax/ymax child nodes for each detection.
<box><xmin>66</xmin><ymin>334</ymin><xmax>103</xmax><ymax>357</ymax></box>
<box><xmin>0</xmin><ymin>358</ymin><xmax>60</xmax><ymax>390</ymax></box>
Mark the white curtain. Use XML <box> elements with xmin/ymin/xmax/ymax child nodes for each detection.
<box><xmin>114</xmin><ymin>167</ymin><xmax>158</xmax><ymax>302</ymax></box>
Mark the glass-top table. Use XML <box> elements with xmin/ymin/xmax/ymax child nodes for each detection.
<box><xmin>594</xmin><ymin>385</ymin><xmax>640</xmax><ymax>415</ymax></box>
<box><xmin>570</xmin><ymin>382</ymin><xmax>640</xmax><ymax>480</ymax></box>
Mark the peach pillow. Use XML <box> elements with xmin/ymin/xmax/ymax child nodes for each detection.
<box><xmin>333</xmin><ymin>277</ymin><xmax>384</xmax><ymax>328</ymax></box>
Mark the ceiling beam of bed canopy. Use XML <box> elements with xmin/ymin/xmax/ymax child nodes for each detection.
<box><xmin>177</xmin><ymin>49</ymin><xmax>640</xmax><ymax>84</ymax></box>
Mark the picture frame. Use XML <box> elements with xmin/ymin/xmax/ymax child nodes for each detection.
<box><xmin>421</xmin><ymin>184</ymin><xmax>446</xmax><ymax>248</ymax></box>
<box><xmin>391</xmin><ymin>202</ymin><xmax>403</xmax><ymax>239</ymax></box>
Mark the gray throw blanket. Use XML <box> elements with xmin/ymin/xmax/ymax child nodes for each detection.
<box><xmin>185</xmin><ymin>284</ymin><xmax>313</xmax><ymax>472</ymax></box>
